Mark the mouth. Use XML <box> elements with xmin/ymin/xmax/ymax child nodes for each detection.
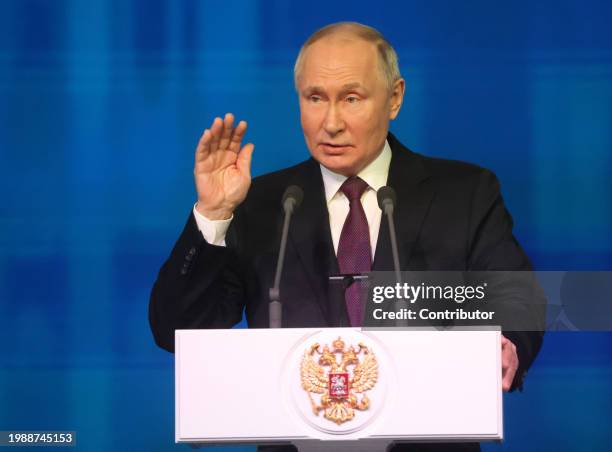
<box><xmin>319</xmin><ymin>143</ymin><xmax>353</xmax><ymax>155</ymax></box>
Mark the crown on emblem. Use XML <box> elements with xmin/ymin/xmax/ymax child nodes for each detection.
<box><xmin>332</xmin><ymin>337</ymin><xmax>345</xmax><ymax>352</ymax></box>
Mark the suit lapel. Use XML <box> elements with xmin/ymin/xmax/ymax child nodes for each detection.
<box><xmin>373</xmin><ymin>134</ymin><xmax>435</xmax><ymax>271</ymax></box>
<box><xmin>288</xmin><ymin>159</ymin><xmax>340</xmax><ymax>325</ymax></box>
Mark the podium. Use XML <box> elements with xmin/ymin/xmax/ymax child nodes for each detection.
<box><xmin>175</xmin><ymin>328</ymin><xmax>502</xmax><ymax>451</ymax></box>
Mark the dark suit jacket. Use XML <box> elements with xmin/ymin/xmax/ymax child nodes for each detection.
<box><xmin>149</xmin><ymin>133</ymin><xmax>544</xmax><ymax>451</ymax></box>
<box><xmin>149</xmin><ymin>132</ymin><xmax>543</xmax><ymax>387</ymax></box>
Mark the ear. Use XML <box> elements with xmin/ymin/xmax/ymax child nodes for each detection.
<box><xmin>388</xmin><ymin>78</ymin><xmax>405</xmax><ymax>120</ymax></box>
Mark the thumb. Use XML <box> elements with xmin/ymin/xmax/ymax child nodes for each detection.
<box><xmin>237</xmin><ymin>143</ymin><xmax>254</xmax><ymax>177</ymax></box>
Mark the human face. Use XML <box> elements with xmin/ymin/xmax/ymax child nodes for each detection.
<box><xmin>297</xmin><ymin>36</ymin><xmax>404</xmax><ymax>176</ymax></box>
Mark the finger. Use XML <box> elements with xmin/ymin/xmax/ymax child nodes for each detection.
<box><xmin>502</xmin><ymin>362</ymin><xmax>517</xmax><ymax>392</ymax></box>
<box><xmin>209</xmin><ymin>117</ymin><xmax>223</xmax><ymax>153</ymax></box>
<box><xmin>236</xmin><ymin>143</ymin><xmax>254</xmax><ymax>178</ymax></box>
<box><xmin>501</xmin><ymin>339</ymin><xmax>518</xmax><ymax>392</ymax></box>
<box><xmin>195</xmin><ymin>129</ymin><xmax>211</xmax><ymax>163</ymax></box>
<box><xmin>218</xmin><ymin>113</ymin><xmax>235</xmax><ymax>150</ymax></box>
<box><xmin>229</xmin><ymin>120</ymin><xmax>248</xmax><ymax>153</ymax></box>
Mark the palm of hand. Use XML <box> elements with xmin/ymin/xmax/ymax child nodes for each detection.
<box><xmin>194</xmin><ymin>114</ymin><xmax>254</xmax><ymax>219</ymax></box>
<box><xmin>196</xmin><ymin>148</ymin><xmax>249</xmax><ymax>211</ymax></box>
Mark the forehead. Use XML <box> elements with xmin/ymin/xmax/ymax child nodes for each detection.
<box><xmin>299</xmin><ymin>36</ymin><xmax>383</xmax><ymax>89</ymax></box>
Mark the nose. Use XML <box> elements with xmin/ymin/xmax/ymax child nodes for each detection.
<box><xmin>323</xmin><ymin>103</ymin><xmax>344</xmax><ymax>136</ymax></box>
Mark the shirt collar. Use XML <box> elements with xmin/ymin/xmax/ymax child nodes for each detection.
<box><xmin>319</xmin><ymin>140</ymin><xmax>392</xmax><ymax>203</ymax></box>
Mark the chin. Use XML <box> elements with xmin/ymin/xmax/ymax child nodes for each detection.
<box><xmin>319</xmin><ymin>157</ymin><xmax>358</xmax><ymax>176</ymax></box>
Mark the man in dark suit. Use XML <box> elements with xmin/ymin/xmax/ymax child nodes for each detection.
<box><xmin>150</xmin><ymin>22</ymin><xmax>543</xmax><ymax>451</ymax></box>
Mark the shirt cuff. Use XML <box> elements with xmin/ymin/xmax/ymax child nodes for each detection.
<box><xmin>192</xmin><ymin>204</ymin><xmax>232</xmax><ymax>246</ymax></box>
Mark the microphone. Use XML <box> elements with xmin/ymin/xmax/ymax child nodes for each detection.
<box><xmin>282</xmin><ymin>185</ymin><xmax>304</xmax><ymax>215</ymax></box>
<box><xmin>378</xmin><ymin>186</ymin><xmax>405</xmax><ymax>326</ymax></box>
<box><xmin>377</xmin><ymin>186</ymin><xmax>397</xmax><ymax>216</ymax></box>
<box><xmin>269</xmin><ymin>185</ymin><xmax>304</xmax><ymax>328</ymax></box>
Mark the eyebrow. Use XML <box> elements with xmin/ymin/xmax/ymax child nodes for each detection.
<box><xmin>302</xmin><ymin>83</ymin><xmax>365</xmax><ymax>95</ymax></box>
<box><xmin>340</xmin><ymin>82</ymin><xmax>363</xmax><ymax>91</ymax></box>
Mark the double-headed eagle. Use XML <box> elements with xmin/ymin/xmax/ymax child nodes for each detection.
<box><xmin>300</xmin><ymin>337</ymin><xmax>378</xmax><ymax>425</ymax></box>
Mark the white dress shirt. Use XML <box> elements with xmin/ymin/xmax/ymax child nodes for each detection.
<box><xmin>193</xmin><ymin>140</ymin><xmax>392</xmax><ymax>259</ymax></box>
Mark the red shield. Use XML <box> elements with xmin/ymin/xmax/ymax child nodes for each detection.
<box><xmin>328</xmin><ymin>372</ymin><xmax>349</xmax><ymax>398</ymax></box>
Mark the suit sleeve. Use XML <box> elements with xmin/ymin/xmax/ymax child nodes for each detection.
<box><xmin>467</xmin><ymin>169</ymin><xmax>545</xmax><ymax>391</ymax></box>
<box><xmin>148</xmin><ymin>212</ymin><xmax>246</xmax><ymax>352</ymax></box>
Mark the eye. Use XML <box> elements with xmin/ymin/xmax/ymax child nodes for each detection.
<box><xmin>346</xmin><ymin>95</ymin><xmax>360</xmax><ymax>104</ymax></box>
<box><xmin>309</xmin><ymin>95</ymin><xmax>322</xmax><ymax>103</ymax></box>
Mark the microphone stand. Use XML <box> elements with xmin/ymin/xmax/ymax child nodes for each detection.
<box><xmin>378</xmin><ymin>187</ymin><xmax>407</xmax><ymax>327</ymax></box>
<box><xmin>269</xmin><ymin>186</ymin><xmax>303</xmax><ymax>328</ymax></box>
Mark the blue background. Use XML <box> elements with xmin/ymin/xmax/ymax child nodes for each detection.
<box><xmin>1</xmin><ymin>0</ymin><xmax>611</xmax><ymax>450</ymax></box>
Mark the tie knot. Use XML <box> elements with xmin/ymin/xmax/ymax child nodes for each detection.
<box><xmin>340</xmin><ymin>177</ymin><xmax>369</xmax><ymax>201</ymax></box>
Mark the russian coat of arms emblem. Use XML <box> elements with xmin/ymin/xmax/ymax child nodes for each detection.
<box><xmin>300</xmin><ymin>337</ymin><xmax>378</xmax><ymax>425</ymax></box>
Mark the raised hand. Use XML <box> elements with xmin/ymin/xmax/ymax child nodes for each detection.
<box><xmin>194</xmin><ymin>113</ymin><xmax>254</xmax><ymax>220</ymax></box>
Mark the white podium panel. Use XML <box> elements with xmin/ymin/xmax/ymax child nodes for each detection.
<box><xmin>176</xmin><ymin>328</ymin><xmax>502</xmax><ymax>449</ymax></box>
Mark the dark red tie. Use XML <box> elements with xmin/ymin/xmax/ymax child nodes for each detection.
<box><xmin>337</xmin><ymin>177</ymin><xmax>371</xmax><ymax>326</ymax></box>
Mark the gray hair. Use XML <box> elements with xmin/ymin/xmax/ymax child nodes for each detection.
<box><xmin>293</xmin><ymin>22</ymin><xmax>402</xmax><ymax>91</ymax></box>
